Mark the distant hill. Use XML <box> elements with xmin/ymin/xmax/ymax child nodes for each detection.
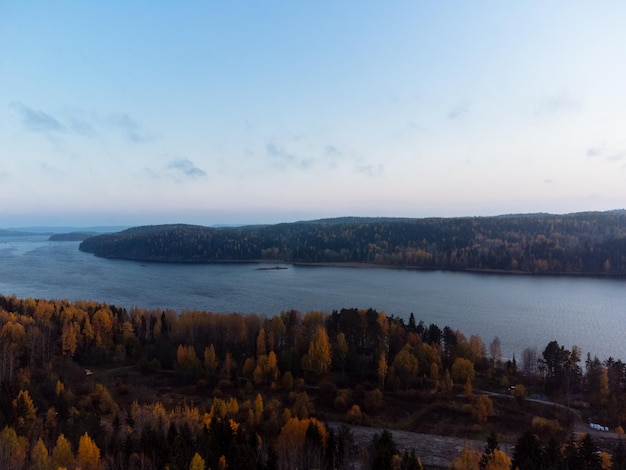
<box><xmin>48</xmin><ymin>231</ymin><xmax>97</xmax><ymax>241</ymax></box>
<box><xmin>78</xmin><ymin>211</ymin><xmax>626</xmax><ymax>275</ymax></box>
<box><xmin>0</xmin><ymin>229</ymin><xmax>51</xmax><ymax>237</ymax></box>
<box><xmin>9</xmin><ymin>225</ymin><xmax>129</xmax><ymax>234</ymax></box>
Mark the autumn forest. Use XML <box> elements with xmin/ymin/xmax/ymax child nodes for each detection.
<box><xmin>1</xmin><ymin>292</ymin><xmax>626</xmax><ymax>469</ymax></box>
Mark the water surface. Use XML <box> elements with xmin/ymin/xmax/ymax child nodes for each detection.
<box><xmin>1</xmin><ymin>235</ymin><xmax>625</xmax><ymax>361</ymax></box>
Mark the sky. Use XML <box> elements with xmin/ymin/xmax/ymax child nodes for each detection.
<box><xmin>1</xmin><ymin>2</ymin><xmax>625</xmax><ymax>227</ymax></box>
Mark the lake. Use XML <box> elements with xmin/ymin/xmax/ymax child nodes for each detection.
<box><xmin>1</xmin><ymin>235</ymin><xmax>625</xmax><ymax>362</ymax></box>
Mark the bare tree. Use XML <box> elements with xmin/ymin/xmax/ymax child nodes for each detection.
<box><xmin>489</xmin><ymin>336</ymin><xmax>502</xmax><ymax>369</ymax></box>
<box><xmin>522</xmin><ymin>347</ymin><xmax>538</xmax><ymax>378</ymax></box>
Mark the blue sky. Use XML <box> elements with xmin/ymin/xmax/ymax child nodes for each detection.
<box><xmin>1</xmin><ymin>2</ymin><xmax>625</xmax><ymax>227</ymax></box>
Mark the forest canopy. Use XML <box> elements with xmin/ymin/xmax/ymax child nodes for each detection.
<box><xmin>0</xmin><ymin>294</ymin><xmax>624</xmax><ymax>469</ymax></box>
<box><xmin>79</xmin><ymin>211</ymin><xmax>626</xmax><ymax>275</ymax></box>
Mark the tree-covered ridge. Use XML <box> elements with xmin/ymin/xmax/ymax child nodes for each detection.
<box><xmin>79</xmin><ymin>211</ymin><xmax>626</xmax><ymax>274</ymax></box>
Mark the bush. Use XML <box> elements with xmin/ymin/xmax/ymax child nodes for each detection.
<box><xmin>333</xmin><ymin>389</ymin><xmax>353</xmax><ymax>411</ymax></box>
<box><xmin>512</xmin><ymin>384</ymin><xmax>527</xmax><ymax>405</ymax></box>
<box><xmin>471</xmin><ymin>395</ymin><xmax>493</xmax><ymax>424</ymax></box>
<box><xmin>363</xmin><ymin>389</ymin><xmax>384</xmax><ymax>414</ymax></box>
<box><xmin>347</xmin><ymin>404</ymin><xmax>363</xmax><ymax>424</ymax></box>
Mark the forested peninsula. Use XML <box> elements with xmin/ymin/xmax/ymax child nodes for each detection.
<box><xmin>79</xmin><ymin>211</ymin><xmax>626</xmax><ymax>275</ymax></box>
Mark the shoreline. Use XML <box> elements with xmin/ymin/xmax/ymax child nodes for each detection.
<box><xmin>89</xmin><ymin>253</ymin><xmax>626</xmax><ymax>279</ymax></box>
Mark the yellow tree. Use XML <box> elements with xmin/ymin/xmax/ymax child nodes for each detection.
<box><xmin>254</xmin><ymin>393</ymin><xmax>264</xmax><ymax>424</ymax></box>
<box><xmin>90</xmin><ymin>383</ymin><xmax>119</xmax><ymax>417</ymax></box>
<box><xmin>61</xmin><ymin>321</ymin><xmax>78</xmax><ymax>358</ymax></box>
<box><xmin>451</xmin><ymin>358</ymin><xmax>475</xmax><ymax>385</ymax></box>
<box><xmin>91</xmin><ymin>308</ymin><xmax>113</xmax><ymax>347</ymax></box>
<box><xmin>222</xmin><ymin>352</ymin><xmax>233</xmax><ymax>380</ymax></box>
<box><xmin>176</xmin><ymin>344</ymin><xmax>202</xmax><ymax>377</ymax></box>
<box><xmin>51</xmin><ymin>434</ymin><xmax>75</xmax><ymax>470</ymax></box>
<box><xmin>189</xmin><ymin>452</ymin><xmax>206</xmax><ymax>470</ymax></box>
<box><xmin>484</xmin><ymin>449</ymin><xmax>512</xmax><ymax>470</ymax></box>
<box><xmin>30</xmin><ymin>437</ymin><xmax>50</xmax><ymax>470</ymax></box>
<box><xmin>203</xmin><ymin>344</ymin><xmax>219</xmax><ymax>378</ymax></box>
<box><xmin>277</xmin><ymin>417</ymin><xmax>328</xmax><ymax>469</ymax></box>
<box><xmin>469</xmin><ymin>335</ymin><xmax>486</xmax><ymax>363</ymax></box>
<box><xmin>377</xmin><ymin>352</ymin><xmax>388</xmax><ymax>388</ymax></box>
<box><xmin>392</xmin><ymin>348</ymin><xmax>419</xmax><ymax>389</ymax></box>
<box><xmin>450</xmin><ymin>442</ymin><xmax>480</xmax><ymax>470</ymax></box>
<box><xmin>472</xmin><ymin>396</ymin><xmax>494</xmax><ymax>424</ymax></box>
<box><xmin>268</xmin><ymin>315</ymin><xmax>286</xmax><ymax>351</ymax></box>
<box><xmin>0</xmin><ymin>426</ymin><xmax>28</xmax><ymax>470</ymax></box>
<box><xmin>301</xmin><ymin>326</ymin><xmax>332</xmax><ymax>378</ymax></box>
<box><xmin>0</xmin><ymin>319</ymin><xmax>27</xmax><ymax>385</ymax></box>
<box><xmin>265</xmin><ymin>350</ymin><xmax>279</xmax><ymax>382</ymax></box>
<box><xmin>76</xmin><ymin>432</ymin><xmax>103</xmax><ymax>470</ymax></box>
<box><xmin>12</xmin><ymin>389</ymin><xmax>37</xmax><ymax>438</ymax></box>
<box><xmin>256</xmin><ymin>328</ymin><xmax>267</xmax><ymax>357</ymax></box>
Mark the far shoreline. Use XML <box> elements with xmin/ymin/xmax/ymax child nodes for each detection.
<box><xmin>88</xmin><ymin>252</ymin><xmax>626</xmax><ymax>280</ymax></box>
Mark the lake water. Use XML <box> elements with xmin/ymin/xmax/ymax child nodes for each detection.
<box><xmin>1</xmin><ymin>235</ymin><xmax>625</xmax><ymax>362</ymax></box>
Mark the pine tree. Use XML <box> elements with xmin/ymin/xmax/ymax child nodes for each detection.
<box><xmin>479</xmin><ymin>431</ymin><xmax>499</xmax><ymax>470</ymax></box>
<box><xmin>372</xmin><ymin>430</ymin><xmax>398</xmax><ymax>470</ymax></box>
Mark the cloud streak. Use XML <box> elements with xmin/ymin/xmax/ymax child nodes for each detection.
<box><xmin>587</xmin><ymin>146</ymin><xmax>626</xmax><ymax>163</ymax></box>
<box><xmin>106</xmin><ymin>113</ymin><xmax>151</xmax><ymax>143</ymax></box>
<box><xmin>167</xmin><ymin>158</ymin><xmax>207</xmax><ymax>178</ymax></box>
<box><xmin>11</xmin><ymin>103</ymin><xmax>65</xmax><ymax>133</ymax></box>
<box><xmin>265</xmin><ymin>141</ymin><xmax>314</xmax><ymax>169</ymax></box>
<box><xmin>447</xmin><ymin>103</ymin><xmax>469</xmax><ymax>120</ymax></box>
<box><xmin>260</xmin><ymin>136</ymin><xmax>385</xmax><ymax>178</ymax></box>
<box><xmin>10</xmin><ymin>103</ymin><xmax>152</xmax><ymax>144</ymax></box>
<box><xmin>354</xmin><ymin>159</ymin><xmax>384</xmax><ymax>177</ymax></box>
<box><xmin>535</xmin><ymin>91</ymin><xmax>581</xmax><ymax>116</ymax></box>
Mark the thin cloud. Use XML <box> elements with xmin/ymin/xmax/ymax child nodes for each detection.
<box><xmin>10</xmin><ymin>103</ymin><xmax>152</xmax><ymax>144</ymax></box>
<box><xmin>167</xmin><ymin>158</ymin><xmax>207</xmax><ymax>178</ymax></box>
<box><xmin>107</xmin><ymin>113</ymin><xmax>151</xmax><ymax>142</ymax></box>
<box><xmin>11</xmin><ymin>103</ymin><xmax>64</xmax><ymax>133</ymax></box>
<box><xmin>535</xmin><ymin>90</ymin><xmax>581</xmax><ymax>116</ymax></box>
<box><xmin>608</xmin><ymin>153</ymin><xmax>625</xmax><ymax>162</ymax></box>
<box><xmin>325</xmin><ymin>145</ymin><xmax>340</xmax><ymax>157</ymax></box>
<box><xmin>447</xmin><ymin>103</ymin><xmax>469</xmax><ymax>120</ymax></box>
<box><xmin>586</xmin><ymin>145</ymin><xmax>625</xmax><ymax>163</ymax></box>
<box><xmin>355</xmin><ymin>159</ymin><xmax>384</xmax><ymax>177</ymax></box>
<box><xmin>144</xmin><ymin>167</ymin><xmax>161</xmax><ymax>180</ymax></box>
<box><xmin>68</xmin><ymin>116</ymin><xmax>96</xmax><ymax>137</ymax></box>
<box><xmin>265</xmin><ymin>141</ymin><xmax>313</xmax><ymax>169</ymax></box>
<box><xmin>266</xmin><ymin>142</ymin><xmax>295</xmax><ymax>162</ymax></box>
<box><xmin>324</xmin><ymin>145</ymin><xmax>342</xmax><ymax>168</ymax></box>
<box><xmin>587</xmin><ymin>147</ymin><xmax>601</xmax><ymax>157</ymax></box>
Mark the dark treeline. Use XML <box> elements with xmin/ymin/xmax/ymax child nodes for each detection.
<box><xmin>1</xmin><ymin>294</ymin><xmax>625</xmax><ymax>469</ymax></box>
<box><xmin>79</xmin><ymin>211</ymin><xmax>626</xmax><ymax>275</ymax></box>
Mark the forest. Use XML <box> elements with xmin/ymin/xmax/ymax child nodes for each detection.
<box><xmin>0</xmin><ymin>294</ymin><xmax>625</xmax><ymax>469</ymax></box>
<box><xmin>78</xmin><ymin>211</ymin><xmax>626</xmax><ymax>275</ymax></box>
